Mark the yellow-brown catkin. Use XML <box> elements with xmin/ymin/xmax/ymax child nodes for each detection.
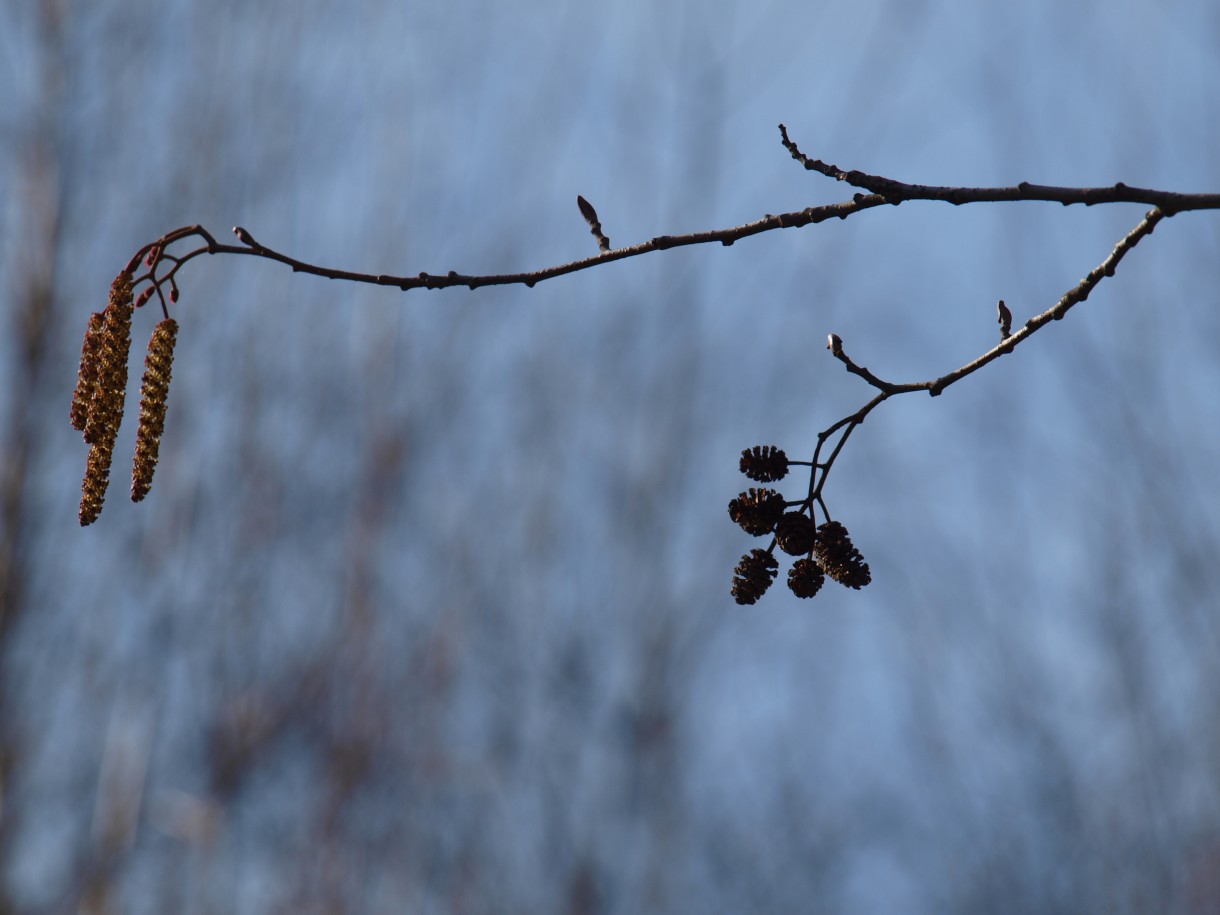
<box><xmin>79</xmin><ymin>437</ymin><xmax>115</xmax><ymax>526</ymax></box>
<box><xmin>77</xmin><ymin>273</ymin><xmax>134</xmax><ymax>525</ymax></box>
<box><xmin>83</xmin><ymin>273</ymin><xmax>135</xmax><ymax>448</ymax></box>
<box><xmin>131</xmin><ymin>318</ymin><xmax>178</xmax><ymax>502</ymax></box>
<box><xmin>70</xmin><ymin>312</ymin><xmax>106</xmax><ymax>433</ymax></box>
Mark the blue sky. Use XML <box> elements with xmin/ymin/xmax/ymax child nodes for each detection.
<box><xmin>3</xmin><ymin>0</ymin><xmax>1220</xmax><ymax>911</ymax></box>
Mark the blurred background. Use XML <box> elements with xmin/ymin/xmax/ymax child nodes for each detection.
<box><xmin>3</xmin><ymin>0</ymin><xmax>1220</xmax><ymax>912</ymax></box>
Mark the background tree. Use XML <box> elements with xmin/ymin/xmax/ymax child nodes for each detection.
<box><xmin>4</xmin><ymin>1</ymin><xmax>1220</xmax><ymax>913</ymax></box>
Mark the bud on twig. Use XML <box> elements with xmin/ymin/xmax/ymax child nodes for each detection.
<box><xmin>576</xmin><ymin>195</ymin><xmax>611</xmax><ymax>252</ymax></box>
<box><xmin>577</xmin><ymin>195</ymin><xmax>599</xmax><ymax>227</ymax></box>
<box><xmin>997</xmin><ymin>299</ymin><xmax>1012</xmax><ymax>339</ymax></box>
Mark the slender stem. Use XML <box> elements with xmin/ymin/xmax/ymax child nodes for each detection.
<box><xmin>799</xmin><ymin>207</ymin><xmax>1166</xmax><ymax>521</ymax></box>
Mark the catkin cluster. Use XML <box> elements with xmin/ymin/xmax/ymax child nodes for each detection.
<box><xmin>71</xmin><ymin>273</ymin><xmax>180</xmax><ymax>525</ymax></box>
<box><xmin>729</xmin><ymin>445</ymin><xmax>871</xmax><ymax>604</ymax></box>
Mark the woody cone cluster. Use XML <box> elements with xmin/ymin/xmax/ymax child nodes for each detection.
<box><xmin>728</xmin><ymin>445</ymin><xmax>871</xmax><ymax>604</ymax></box>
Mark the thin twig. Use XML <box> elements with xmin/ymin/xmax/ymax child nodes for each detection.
<box><xmin>778</xmin><ymin>125</ymin><xmax>1218</xmax><ymax>215</ymax></box>
<box><xmin>794</xmin><ymin>207</ymin><xmax>1165</xmax><ymax>531</ymax></box>
<box><xmin>822</xmin><ymin>207</ymin><xmax>1165</xmax><ymax>399</ymax></box>
<box><xmin>125</xmin><ymin>128</ymin><xmax>1208</xmax><ymax>303</ymax></box>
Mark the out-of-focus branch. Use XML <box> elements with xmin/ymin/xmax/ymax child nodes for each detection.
<box><xmin>2</xmin><ymin>3</ymin><xmax>70</xmax><ymax>908</ymax></box>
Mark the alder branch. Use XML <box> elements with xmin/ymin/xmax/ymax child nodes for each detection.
<box><xmin>115</xmin><ymin>128</ymin><xmax>1220</xmax><ymax>304</ymax></box>
<box><xmin>72</xmin><ymin>124</ymin><xmax>1216</xmax><ymax>606</ymax></box>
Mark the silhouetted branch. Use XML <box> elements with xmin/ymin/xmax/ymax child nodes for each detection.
<box><xmin>107</xmin><ymin>124</ymin><xmax>1214</xmax><ymax>309</ymax></box>
<box><xmin>778</xmin><ymin>124</ymin><xmax>1220</xmax><ymax>214</ymax></box>
<box><xmin>74</xmin><ymin>125</ymin><xmax>1214</xmax><ymax>604</ymax></box>
<box><xmin>727</xmin><ymin>204</ymin><xmax>1170</xmax><ymax>602</ymax></box>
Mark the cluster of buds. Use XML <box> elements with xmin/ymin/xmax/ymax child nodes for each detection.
<box><xmin>71</xmin><ymin>271</ymin><xmax>180</xmax><ymax>525</ymax></box>
<box><xmin>729</xmin><ymin>445</ymin><xmax>871</xmax><ymax>604</ymax></box>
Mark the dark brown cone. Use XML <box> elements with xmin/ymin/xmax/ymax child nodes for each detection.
<box><xmin>775</xmin><ymin>511</ymin><xmax>816</xmax><ymax>556</ymax></box>
<box><xmin>814</xmin><ymin>520</ymin><xmax>872</xmax><ymax>589</ymax></box>
<box><xmin>728</xmin><ymin>488</ymin><xmax>785</xmax><ymax>537</ymax></box>
<box><xmin>132</xmin><ymin>318</ymin><xmax>179</xmax><ymax>502</ymax></box>
<box><xmin>83</xmin><ymin>273</ymin><xmax>135</xmax><ymax>448</ymax></box>
<box><xmin>788</xmin><ymin>558</ymin><xmax>825</xmax><ymax>598</ymax></box>
<box><xmin>70</xmin><ymin>312</ymin><xmax>106</xmax><ymax>433</ymax></box>
<box><xmin>731</xmin><ymin>548</ymin><xmax>779</xmax><ymax>605</ymax></box>
<box><xmin>739</xmin><ymin>445</ymin><xmax>789</xmax><ymax>482</ymax></box>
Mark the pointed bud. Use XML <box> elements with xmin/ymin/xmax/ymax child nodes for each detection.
<box><xmin>576</xmin><ymin>196</ymin><xmax>610</xmax><ymax>251</ymax></box>
<box><xmin>577</xmin><ymin>195</ymin><xmax>600</xmax><ymax>228</ymax></box>
<box><xmin>997</xmin><ymin>299</ymin><xmax>1012</xmax><ymax>339</ymax></box>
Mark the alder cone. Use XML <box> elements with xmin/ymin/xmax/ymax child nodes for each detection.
<box><xmin>728</xmin><ymin>488</ymin><xmax>785</xmax><ymax>537</ymax></box>
<box><xmin>814</xmin><ymin>521</ymin><xmax>871</xmax><ymax>589</ymax></box>
<box><xmin>739</xmin><ymin>445</ymin><xmax>789</xmax><ymax>483</ymax></box>
<box><xmin>788</xmin><ymin>557</ymin><xmax>825</xmax><ymax>598</ymax></box>
<box><xmin>731</xmin><ymin>549</ymin><xmax>778</xmax><ymax>605</ymax></box>
<box><xmin>775</xmin><ymin>511</ymin><xmax>816</xmax><ymax>556</ymax></box>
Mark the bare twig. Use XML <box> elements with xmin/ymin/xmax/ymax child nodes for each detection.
<box><xmin>820</xmin><ymin>207</ymin><xmax>1165</xmax><ymax>400</ymax></box>
<box><xmin>729</xmin><ymin>207</ymin><xmax>1169</xmax><ymax>601</ymax></box>
<box><xmin>778</xmin><ymin>124</ymin><xmax>1217</xmax><ymax>215</ymax></box>
<box><xmin>115</xmin><ymin>125</ymin><xmax>1212</xmax><ymax>305</ymax></box>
